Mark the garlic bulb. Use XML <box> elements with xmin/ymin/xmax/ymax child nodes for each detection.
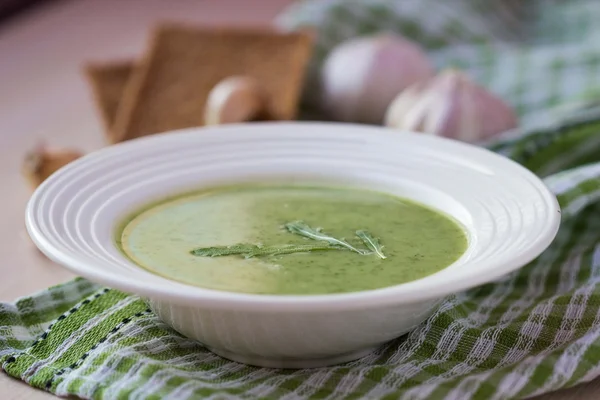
<box><xmin>321</xmin><ymin>34</ymin><xmax>434</xmax><ymax>124</ymax></box>
<box><xmin>205</xmin><ymin>76</ymin><xmax>264</xmax><ymax>125</ymax></box>
<box><xmin>385</xmin><ymin>69</ymin><xmax>518</xmax><ymax>142</ymax></box>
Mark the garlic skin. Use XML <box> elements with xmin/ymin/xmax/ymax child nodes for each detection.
<box><xmin>204</xmin><ymin>76</ymin><xmax>264</xmax><ymax>126</ymax></box>
<box><xmin>385</xmin><ymin>70</ymin><xmax>518</xmax><ymax>143</ymax></box>
<box><xmin>23</xmin><ymin>143</ymin><xmax>83</xmax><ymax>189</ymax></box>
<box><xmin>321</xmin><ymin>34</ymin><xmax>434</xmax><ymax>124</ymax></box>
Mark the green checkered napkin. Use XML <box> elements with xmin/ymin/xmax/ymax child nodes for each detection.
<box><xmin>4</xmin><ymin>1</ymin><xmax>600</xmax><ymax>399</ymax></box>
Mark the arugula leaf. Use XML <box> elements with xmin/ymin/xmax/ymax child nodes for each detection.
<box><xmin>356</xmin><ymin>230</ymin><xmax>386</xmax><ymax>259</ymax></box>
<box><xmin>190</xmin><ymin>243</ymin><xmax>344</xmax><ymax>259</ymax></box>
<box><xmin>191</xmin><ymin>222</ymin><xmax>389</xmax><ymax>260</ymax></box>
<box><xmin>284</xmin><ymin>221</ymin><xmax>368</xmax><ymax>255</ymax></box>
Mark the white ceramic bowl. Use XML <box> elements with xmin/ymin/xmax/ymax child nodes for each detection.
<box><xmin>26</xmin><ymin>122</ymin><xmax>560</xmax><ymax>368</ymax></box>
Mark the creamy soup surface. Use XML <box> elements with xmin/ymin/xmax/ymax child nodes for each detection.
<box><xmin>118</xmin><ymin>184</ymin><xmax>467</xmax><ymax>295</ymax></box>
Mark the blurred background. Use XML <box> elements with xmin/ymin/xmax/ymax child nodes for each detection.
<box><xmin>3</xmin><ymin>1</ymin><xmax>600</xmax><ymax>399</ymax></box>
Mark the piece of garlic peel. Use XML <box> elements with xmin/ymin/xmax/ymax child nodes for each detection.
<box><xmin>385</xmin><ymin>69</ymin><xmax>518</xmax><ymax>143</ymax></box>
<box><xmin>204</xmin><ymin>76</ymin><xmax>264</xmax><ymax>125</ymax></box>
<box><xmin>23</xmin><ymin>144</ymin><xmax>83</xmax><ymax>189</ymax></box>
<box><xmin>321</xmin><ymin>34</ymin><xmax>434</xmax><ymax>124</ymax></box>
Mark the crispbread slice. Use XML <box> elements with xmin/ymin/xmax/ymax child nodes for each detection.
<box><xmin>112</xmin><ymin>24</ymin><xmax>313</xmax><ymax>142</ymax></box>
<box><xmin>84</xmin><ymin>61</ymin><xmax>134</xmax><ymax>140</ymax></box>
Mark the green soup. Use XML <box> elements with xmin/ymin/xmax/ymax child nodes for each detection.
<box><xmin>118</xmin><ymin>184</ymin><xmax>467</xmax><ymax>295</ymax></box>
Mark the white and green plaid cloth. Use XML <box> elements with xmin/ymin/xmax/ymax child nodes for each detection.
<box><xmin>4</xmin><ymin>1</ymin><xmax>600</xmax><ymax>399</ymax></box>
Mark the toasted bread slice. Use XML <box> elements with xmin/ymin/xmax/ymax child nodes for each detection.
<box><xmin>85</xmin><ymin>61</ymin><xmax>135</xmax><ymax>141</ymax></box>
<box><xmin>112</xmin><ymin>24</ymin><xmax>313</xmax><ymax>142</ymax></box>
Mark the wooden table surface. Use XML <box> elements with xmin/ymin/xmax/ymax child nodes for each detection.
<box><xmin>0</xmin><ymin>0</ymin><xmax>598</xmax><ymax>398</ymax></box>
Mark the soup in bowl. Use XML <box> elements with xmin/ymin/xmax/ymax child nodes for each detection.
<box><xmin>26</xmin><ymin>122</ymin><xmax>560</xmax><ymax>368</ymax></box>
<box><xmin>119</xmin><ymin>184</ymin><xmax>468</xmax><ymax>295</ymax></box>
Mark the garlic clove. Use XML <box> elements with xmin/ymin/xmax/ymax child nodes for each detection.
<box><xmin>321</xmin><ymin>34</ymin><xmax>434</xmax><ymax>124</ymax></box>
<box><xmin>384</xmin><ymin>82</ymin><xmax>425</xmax><ymax>130</ymax></box>
<box><xmin>471</xmin><ymin>79</ymin><xmax>518</xmax><ymax>140</ymax></box>
<box><xmin>385</xmin><ymin>69</ymin><xmax>518</xmax><ymax>143</ymax></box>
<box><xmin>204</xmin><ymin>76</ymin><xmax>265</xmax><ymax>126</ymax></box>
<box><xmin>23</xmin><ymin>143</ymin><xmax>83</xmax><ymax>189</ymax></box>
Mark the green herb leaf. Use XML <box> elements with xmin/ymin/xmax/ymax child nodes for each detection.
<box><xmin>190</xmin><ymin>243</ymin><xmax>344</xmax><ymax>259</ymax></box>
<box><xmin>284</xmin><ymin>221</ymin><xmax>368</xmax><ymax>255</ymax></box>
<box><xmin>356</xmin><ymin>230</ymin><xmax>386</xmax><ymax>259</ymax></box>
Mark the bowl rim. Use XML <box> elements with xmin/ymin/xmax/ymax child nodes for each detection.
<box><xmin>26</xmin><ymin>122</ymin><xmax>561</xmax><ymax>311</ymax></box>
